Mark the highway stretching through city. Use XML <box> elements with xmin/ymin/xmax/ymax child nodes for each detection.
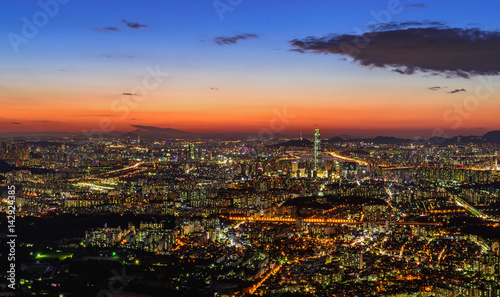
<box><xmin>225</xmin><ymin>216</ymin><xmax>441</xmax><ymax>226</ymax></box>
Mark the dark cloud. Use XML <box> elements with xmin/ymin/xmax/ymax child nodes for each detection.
<box><xmin>122</xmin><ymin>93</ymin><xmax>137</xmax><ymax>96</ymax></box>
<box><xmin>289</xmin><ymin>48</ymin><xmax>305</xmax><ymax>53</ymax></box>
<box><xmin>11</xmin><ymin>122</ymin><xmax>21</xmax><ymax>125</ymax></box>
<box><xmin>404</xmin><ymin>3</ymin><xmax>426</xmax><ymax>8</ymax></box>
<box><xmin>121</xmin><ymin>20</ymin><xmax>148</xmax><ymax>29</ymax></box>
<box><xmin>393</xmin><ymin>68</ymin><xmax>415</xmax><ymax>75</ymax></box>
<box><xmin>214</xmin><ymin>34</ymin><xmax>258</xmax><ymax>45</ymax></box>
<box><xmin>94</xmin><ymin>26</ymin><xmax>120</xmax><ymax>33</ymax></box>
<box><xmin>448</xmin><ymin>88</ymin><xmax>466</xmax><ymax>94</ymax></box>
<box><xmin>428</xmin><ymin>86</ymin><xmax>441</xmax><ymax>91</ymax></box>
<box><xmin>210</xmin><ymin>87</ymin><xmax>219</xmax><ymax>91</ymax></box>
<box><xmin>289</xmin><ymin>26</ymin><xmax>500</xmax><ymax>78</ymax></box>
<box><xmin>367</xmin><ymin>21</ymin><xmax>445</xmax><ymax>31</ymax></box>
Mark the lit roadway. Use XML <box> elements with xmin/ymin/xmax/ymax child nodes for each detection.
<box><xmin>325</xmin><ymin>151</ymin><xmax>369</xmax><ymax>166</ymax></box>
<box><xmin>438</xmin><ymin>187</ymin><xmax>490</xmax><ymax>220</ymax></box>
<box><xmin>66</xmin><ymin>161</ymin><xmax>150</xmax><ymax>182</ymax></box>
<box><xmin>100</xmin><ymin>161</ymin><xmax>145</xmax><ymax>175</ymax></box>
<box><xmin>453</xmin><ymin>195</ymin><xmax>488</xmax><ymax>219</ymax></box>
<box><xmin>283</xmin><ymin>151</ymin><xmax>370</xmax><ymax>165</ymax></box>
<box><xmin>243</xmin><ymin>264</ymin><xmax>282</xmax><ymax>295</ymax></box>
<box><xmin>225</xmin><ymin>216</ymin><xmax>441</xmax><ymax>226</ymax></box>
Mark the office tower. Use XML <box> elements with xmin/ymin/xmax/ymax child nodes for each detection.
<box><xmin>292</xmin><ymin>161</ymin><xmax>299</xmax><ymax>177</ymax></box>
<box><xmin>189</xmin><ymin>144</ymin><xmax>195</xmax><ymax>160</ymax></box>
<box><xmin>313</xmin><ymin>126</ymin><xmax>321</xmax><ymax>171</ymax></box>
<box><xmin>495</xmin><ymin>151</ymin><xmax>498</xmax><ymax>170</ymax></box>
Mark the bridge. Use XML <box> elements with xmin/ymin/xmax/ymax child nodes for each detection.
<box><xmin>225</xmin><ymin>216</ymin><xmax>441</xmax><ymax>226</ymax></box>
<box><xmin>325</xmin><ymin>151</ymin><xmax>369</xmax><ymax>166</ymax></box>
<box><xmin>66</xmin><ymin>162</ymin><xmax>154</xmax><ymax>182</ymax></box>
<box><xmin>381</xmin><ymin>166</ymin><xmax>415</xmax><ymax>171</ymax></box>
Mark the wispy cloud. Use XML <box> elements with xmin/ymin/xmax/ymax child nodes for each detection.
<box><xmin>122</xmin><ymin>93</ymin><xmax>137</xmax><ymax>96</ymax></box>
<box><xmin>404</xmin><ymin>3</ymin><xmax>426</xmax><ymax>8</ymax></box>
<box><xmin>214</xmin><ymin>33</ymin><xmax>258</xmax><ymax>45</ymax></box>
<box><xmin>77</xmin><ymin>114</ymin><xmax>119</xmax><ymax>117</ymax></box>
<box><xmin>121</xmin><ymin>20</ymin><xmax>149</xmax><ymax>29</ymax></box>
<box><xmin>367</xmin><ymin>21</ymin><xmax>445</xmax><ymax>31</ymax></box>
<box><xmin>94</xmin><ymin>26</ymin><xmax>120</xmax><ymax>33</ymax></box>
<box><xmin>11</xmin><ymin>122</ymin><xmax>21</xmax><ymax>125</ymax></box>
<box><xmin>448</xmin><ymin>88</ymin><xmax>466</xmax><ymax>94</ymax></box>
<box><xmin>428</xmin><ymin>86</ymin><xmax>442</xmax><ymax>91</ymax></box>
<box><xmin>103</xmin><ymin>55</ymin><xmax>134</xmax><ymax>59</ymax></box>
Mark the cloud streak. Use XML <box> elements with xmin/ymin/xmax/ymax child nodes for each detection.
<box><xmin>94</xmin><ymin>26</ymin><xmax>120</xmax><ymax>33</ymax></box>
<box><xmin>121</xmin><ymin>20</ymin><xmax>149</xmax><ymax>29</ymax></box>
<box><xmin>367</xmin><ymin>21</ymin><xmax>446</xmax><ymax>31</ymax></box>
<box><xmin>214</xmin><ymin>34</ymin><xmax>258</xmax><ymax>45</ymax></box>
<box><xmin>448</xmin><ymin>88</ymin><xmax>466</xmax><ymax>94</ymax></box>
<box><xmin>290</xmin><ymin>26</ymin><xmax>500</xmax><ymax>78</ymax></box>
<box><xmin>404</xmin><ymin>3</ymin><xmax>426</xmax><ymax>8</ymax></box>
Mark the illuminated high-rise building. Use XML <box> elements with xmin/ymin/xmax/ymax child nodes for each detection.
<box><xmin>189</xmin><ymin>144</ymin><xmax>195</xmax><ymax>160</ymax></box>
<box><xmin>495</xmin><ymin>151</ymin><xmax>498</xmax><ymax>170</ymax></box>
<box><xmin>313</xmin><ymin>126</ymin><xmax>321</xmax><ymax>171</ymax></box>
<box><xmin>292</xmin><ymin>161</ymin><xmax>299</xmax><ymax>177</ymax></box>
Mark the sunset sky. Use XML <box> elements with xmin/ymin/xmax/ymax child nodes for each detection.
<box><xmin>1</xmin><ymin>0</ymin><xmax>500</xmax><ymax>138</ymax></box>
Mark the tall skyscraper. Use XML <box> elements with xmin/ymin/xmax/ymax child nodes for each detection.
<box><xmin>189</xmin><ymin>144</ymin><xmax>195</xmax><ymax>160</ymax></box>
<box><xmin>292</xmin><ymin>161</ymin><xmax>299</xmax><ymax>177</ymax></box>
<box><xmin>495</xmin><ymin>151</ymin><xmax>498</xmax><ymax>171</ymax></box>
<box><xmin>313</xmin><ymin>126</ymin><xmax>321</xmax><ymax>171</ymax></box>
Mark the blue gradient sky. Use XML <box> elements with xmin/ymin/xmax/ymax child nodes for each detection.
<box><xmin>1</xmin><ymin>0</ymin><xmax>500</xmax><ymax>138</ymax></box>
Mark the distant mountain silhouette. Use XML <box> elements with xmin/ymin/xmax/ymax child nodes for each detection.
<box><xmin>424</xmin><ymin>131</ymin><xmax>500</xmax><ymax>145</ymax></box>
<box><xmin>483</xmin><ymin>130</ymin><xmax>500</xmax><ymax>143</ymax></box>
<box><xmin>443</xmin><ymin>135</ymin><xmax>485</xmax><ymax>145</ymax></box>
<box><xmin>2</xmin><ymin>129</ymin><xmax>500</xmax><ymax>144</ymax></box>
<box><xmin>124</xmin><ymin>125</ymin><xmax>199</xmax><ymax>139</ymax></box>
<box><xmin>327</xmin><ymin>136</ymin><xmax>411</xmax><ymax>145</ymax></box>
<box><xmin>370</xmin><ymin>136</ymin><xmax>411</xmax><ymax>145</ymax></box>
<box><xmin>428</xmin><ymin>136</ymin><xmax>448</xmax><ymax>145</ymax></box>
<box><xmin>270</xmin><ymin>138</ymin><xmax>313</xmax><ymax>148</ymax></box>
<box><xmin>325</xmin><ymin>137</ymin><xmax>345</xmax><ymax>143</ymax></box>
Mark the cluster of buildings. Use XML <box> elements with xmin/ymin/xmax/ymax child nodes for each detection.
<box><xmin>1</xmin><ymin>128</ymin><xmax>500</xmax><ymax>296</ymax></box>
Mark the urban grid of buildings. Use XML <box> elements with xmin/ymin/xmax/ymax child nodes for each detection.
<box><xmin>1</xmin><ymin>127</ymin><xmax>500</xmax><ymax>296</ymax></box>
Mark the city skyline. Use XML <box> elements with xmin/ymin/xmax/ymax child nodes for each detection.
<box><xmin>3</xmin><ymin>2</ymin><xmax>500</xmax><ymax>295</ymax></box>
<box><xmin>2</xmin><ymin>0</ymin><xmax>500</xmax><ymax>138</ymax></box>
